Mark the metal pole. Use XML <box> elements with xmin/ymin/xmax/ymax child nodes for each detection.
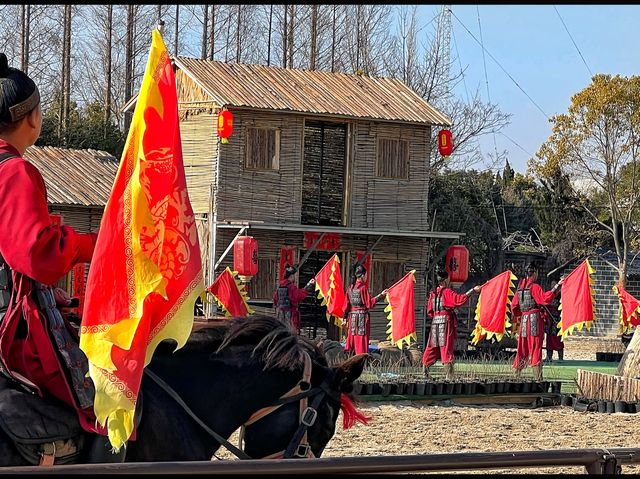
<box><xmin>214</xmin><ymin>227</ymin><xmax>247</xmax><ymax>271</ymax></box>
<box><xmin>0</xmin><ymin>448</ymin><xmax>636</xmax><ymax>475</ymax></box>
<box><xmin>207</xmin><ymin>133</ymin><xmax>222</xmax><ymax>318</ymax></box>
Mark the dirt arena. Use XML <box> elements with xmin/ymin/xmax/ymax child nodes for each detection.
<box><xmin>217</xmin><ymin>338</ymin><xmax>639</xmax><ymax>473</ymax></box>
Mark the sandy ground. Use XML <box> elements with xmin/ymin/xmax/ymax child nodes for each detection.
<box><xmin>216</xmin><ymin>339</ymin><xmax>637</xmax><ymax>474</ymax></box>
<box><xmin>561</xmin><ymin>337</ymin><xmax>626</xmax><ymax>361</ymax></box>
<box><xmin>321</xmin><ymin>402</ymin><xmax>640</xmax><ymax>474</ymax></box>
<box><xmin>218</xmin><ymin>401</ymin><xmax>640</xmax><ymax>473</ymax></box>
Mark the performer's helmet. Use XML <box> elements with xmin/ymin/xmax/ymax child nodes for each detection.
<box><xmin>0</xmin><ymin>53</ymin><xmax>40</xmax><ymax>130</ymax></box>
<box><xmin>436</xmin><ymin>269</ymin><xmax>449</xmax><ymax>280</ymax></box>
<box><xmin>354</xmin><ymin>264</ymin><xmax>367</xmax><ymax>278</ymax></box>
<box><xmin>284</xmin><ymin>264</ymin><xmax>298</xmax><ymax>279</ymax></box>
<box><xmin>525</xmin><ymin>262</ymin><xmax>540</xmax><ymax>275</ymax></box>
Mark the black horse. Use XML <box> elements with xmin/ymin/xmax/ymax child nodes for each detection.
<box><xmin>0</xmin><ymin>315</ymin><xmax>367</xmax><ymax>465</ymax></box>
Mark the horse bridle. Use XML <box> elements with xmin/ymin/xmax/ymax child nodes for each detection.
<box><xmin>145</xmin><ymin>351</ymin><xmax>339</xmax><ymax>460</ymax></box>
<box><xmin>238</xmin><ymin>351</ymin><xmax>339</xmax><ymax>459</ymax></box>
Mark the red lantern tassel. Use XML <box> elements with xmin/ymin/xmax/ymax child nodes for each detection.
<box><xmin>340</xmin><ymin>393</ymin><xmax>372</xmax><ymax>430</ymax></box>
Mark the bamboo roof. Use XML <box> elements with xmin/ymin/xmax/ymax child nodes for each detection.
<box><xmin>124</xmin><ymin>57</ymin><xmax>452</xmax><ymax>127</ymax></box>
<box><xmin>23</xmin><ymin>146</ymin><xmax>118</xmax><ymax>207</ymax></box>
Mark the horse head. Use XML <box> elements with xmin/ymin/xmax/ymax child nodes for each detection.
<box><xmin>214</xmin><ymin>315</ymin><xmax>367</xmax><ymax>459</ymax></box>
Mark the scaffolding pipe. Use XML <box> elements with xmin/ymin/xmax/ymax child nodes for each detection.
<box><xmin>0</xmin><ymin>448</ymin><xmax>637</xmax><ymax>475</ymax></box>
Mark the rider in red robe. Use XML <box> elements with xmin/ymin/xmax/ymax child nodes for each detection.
<box><xmin>422</xmin><ymin>269</ymin><xmax>480</xmax><ymax>380</ymax></box>
<box><xmin>511</xmin><ymin>263</ymin><xmax>561</xmax><ymax>380</ymax></box>
<box><xmin>273</xmin><ymin>265</ymin><xmax>315</xmax><ymax>334</ymax></box>
<box><xmin>0</xmin><ymin>53</ymin><xmax>122</xmax><ymax>462</ymax></box>
<box><xmin>342</xmin><ymin>265</ymin><xmax>387</xmax><ymax>355</ymax></box>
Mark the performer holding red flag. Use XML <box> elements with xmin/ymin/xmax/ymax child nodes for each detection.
<box><xmin>0</xmin><ymin>53</ymin><xmax>119</xmax><ymax>462</ymax></box>
<box><xmin>511</xmin><ymin>263</ymin><xmax>561</xmax><ymax>379</ymax></box>
<box><xmin>422</xmin><ymin>269</ymin><xmax>481</xmax><ymax>380</ymax></box>
<box><xmin>273</xmin><ymin>265</ymin><xmax>315</xmax><ymax>334</ymax></box>
<box><xmin>342</xmin><ymin>265</ymin><xmax>387</xmax><ymax>355</ymax></box>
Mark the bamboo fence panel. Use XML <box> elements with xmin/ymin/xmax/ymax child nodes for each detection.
<box><xmin>576</xmin><ymin>369</ymin><xmax>640</xmax><ymax>402</ymax></box>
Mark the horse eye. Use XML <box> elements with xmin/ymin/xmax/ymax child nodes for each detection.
<box><xmin>299</xmin><ymin>381</ymin><xmax>311</xmax><ymax>391</ymax></box>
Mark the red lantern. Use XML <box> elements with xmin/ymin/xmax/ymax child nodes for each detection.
<box><xmin>234</xmin><ymin>236</ymin><xmax>258</xmax><ymax>280</ymax></box>
<box><xmin>438</xmin><ymin>129</ymin><xmax>453</xmax><ymax>157</ymax></box>
<box><xmin>217</xmin><ymin>108</ymin><xmax>234</xmax><ymax>144</ymax></box>
<box><xmin>445</xmin><ymin>245</ymin><xmax>469</xmax><ymax>285</ymax></box>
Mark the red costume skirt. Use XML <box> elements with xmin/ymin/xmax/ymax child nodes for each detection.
<box><xmin>513</xmin><ymin>312</ymin><xmax>545</xmax><ymax>368</ymax></box>
<box><xmin>344</xmin><ymin>318</ymin><xmax>370</xmax><ymax>355</ymax></box>
<box><xmin>422</xmin><ymin>319</ymin><xmax>456</xmax><ymax>366</ymax></box>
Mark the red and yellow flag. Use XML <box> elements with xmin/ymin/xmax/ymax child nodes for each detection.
<box><xmin>208</xmin><ymin>267</ymin><xmax>253</xmax><ymax>318</ymax></box>
<box><xmin>314</xmin><ymin>254</ymin><xmax>345</xmax><ymax>327</ymax></box>
<box><xmin>383</xmin><ymin>270</ymin><xmax>417</xmax><ymax>348</ymax></box>
<box><xmin>558</xmin><ymin>259</ymin><xmax>597</xmax><ymax>338</ymax></box>
<box><xmin>471</xmin><ymin>270</ymin><xmax>517</xmax><ymax>344</ymax></box>
<box><xmin>613</xmin><ymin>283</ymin><xmax>640</xmax><ymax>332</ymax></box>
<box><xmin>80</xmin><ymin>30</ymin><xmax>204</xmax><ymax>451</ymax></box>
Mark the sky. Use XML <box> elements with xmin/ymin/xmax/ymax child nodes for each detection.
<box><xmin>416</xmin><ymin>4</ymin><xmax>640</xmax><ymax>173</ymax></box>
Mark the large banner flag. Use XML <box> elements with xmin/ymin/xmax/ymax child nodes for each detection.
<box><xmin>314</xmin><ymin>254</ymin><xmax>346</xmax><ymax>326</ymax></box>
<box><xmin>208</xmin><ymin>267</ymin><xmax>253</xmax><ymax>318</ymax></box>
<box><xmin>80</xmin><ymin>30</ymin><xmax>204</xmax><ymax>451</ymax></box>
<box><xmin>471</xmin><ymin>271</ymin><xmax>517</xmax><ymax>344</ymax></box>
<box><xmin>613</xmin><ymin>284</ymin><xmax>640</xmax><ymax>332</ymax></box>
<box><xmin>558</xmin><ymin>259</ymin><xmax>597</xmax><ymax>338</ymax></box>
<box><xmin>384</xmin><ymin>270</ymin><xmax>417</xmax><ymax>349</ymax></box>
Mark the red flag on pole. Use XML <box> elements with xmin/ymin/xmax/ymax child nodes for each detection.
<box><xmin>383</xmin><ymin>270</ymin><xmax>417</xmax><ymax>348</ymax></box>
<box><xmin>613</xmin><ymin>284</ymin><xmax>640</xmax><ymax>332</ymax></box>
<box><xmin>208</xmin><ymin>267</ymin><xmax>254</xmax><ymax>318</ymax></box>
<box><xmin>80</xmin><ymin>30</ymin><xmax>204</xmax><ymax>451</ymax></box>
<box><xmin>558</xmin><ymin>259</ymin><xmax>597</xmax><ymax>338</ymax></box>
<box><xmin>471</xmin><ymin>270</ymin><xmax>517</xmax><ymax>344</ymax></box>
<box><xmin>314</xmin><ymin>254</ymin><xmax>345</xmax><ymax>326</ymax></box>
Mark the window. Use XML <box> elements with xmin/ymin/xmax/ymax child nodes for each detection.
<box><xmin>376</xmin><ymin>137</ymin><xmax>409</xmax><ymax>179</ymax></box>
<box><xmin>245</xmin><ymin>128</ymin><xmax>280</xmax><ymax>170</ymax></box>
<box><xmin>370</xmin><ymin>260</ymin><xmax>406</xmax><ymax>294</ymax></box>
<box><xmin>246</xmin><ymin>258</ymin><xmax>276</xmax><ymax>300</ymax></box>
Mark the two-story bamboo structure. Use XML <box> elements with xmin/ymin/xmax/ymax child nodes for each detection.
<box><xmin>126</xmin><ymin>58</ymin><xmax>463</xmax><ymax>344</ymax></box>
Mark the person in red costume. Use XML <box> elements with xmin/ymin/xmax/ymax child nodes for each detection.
<box><xmin>0</xmin><ymin>53</ymin><xmax>123</xmax><ymax>463</ymax></box>
<box><xmin>273</xmin><ymin>264</ymin><xmax>315</xmax><ymax>334</ymax></box>
<box><xmin>343</xmin><ymin>265</ymin><xmax>387</xmax><ymax>355</ymax></box>
<box><xmin>422</xmin><ymin>269</ymin><xmax>481</xmax><ymax>380</ymax></box>
<box><xmin>511</xmin><ymin>263</ymin><xmax>562</xmax><ymax>380</ymax></box>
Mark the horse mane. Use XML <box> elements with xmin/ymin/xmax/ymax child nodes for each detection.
<box><xmin>216</xmin><ymin>315</ymin><xmax>326</xmax><ymax>371</ymax></box>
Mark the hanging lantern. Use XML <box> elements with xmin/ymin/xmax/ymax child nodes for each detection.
<box><xmin>217</xmin><ymin>107</ymin><xmax>234</xmax><ymax>144</ymax></box>
<box><xmin>234</xmin><ymin>236</ymin><xmax>259</xmax><ymax>281</ymax></box>
<box><xmin>438</xmin><ymin>129</ymin><xmax>453</xmax><ymax>157</ymax></box>
<box><xmin>445</xmin><ymin>245</ymin><xmax>469</xmax><ymax>286</ymax></box>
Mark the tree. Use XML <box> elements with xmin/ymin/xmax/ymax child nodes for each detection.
<box><xmin>530</xmin><ymin>74</ymin><xmax>640</xmax><ymax>377</ymax></box>
<box><xmin>532</xmin><ymin>74</ymin><xmax>640</xmax><ymax>287</ymax></box>
<box><xmin>502</xmin><ymin>159</ymin><xmax>514</xmax><ymax>186</ymax></box>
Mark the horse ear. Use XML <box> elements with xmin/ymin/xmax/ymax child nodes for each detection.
<box><xmin>316</xmin><ymin>340</ymin><xmax>325</xmax><ymax>354</ymax></box>
<box><xmin>332</xmin><ymin>353</ymin><xmax>369</xmax><ymax>392</ymax></box>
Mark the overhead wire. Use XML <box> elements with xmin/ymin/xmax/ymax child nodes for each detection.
<box><xmin>449</xmin><ymin>7</ymin><xmax>550</xmax><ymax>120</ymax></box>
<box><xmin>451</xmin><ymin>28</ymin><xmax>470</xmax><ymax>104</ymax></box>
<box><xmin>553</xmin><ymin>5</ymin><xmax>593</xmax><ymax>78</ymax></box>
<box><xmin>475</xmin><ymin>5</ymin><xmax>500</xmax><ymax>162</ymax></box>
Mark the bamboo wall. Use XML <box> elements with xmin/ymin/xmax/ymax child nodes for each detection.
<box><xmin>349</xmin><ymin>121</ymin><xmax>431</xmax><ymax>231</ymax></box>
<box><xmin>217</xmin><ymin>111</ymin><xmax>304</xmax><ymax>223</ymax></box>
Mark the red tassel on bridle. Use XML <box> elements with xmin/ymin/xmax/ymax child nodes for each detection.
<box><xmin>340</xmin><ymin>393</ymin><xmax>372</xmax><ymax>430</ymax></box>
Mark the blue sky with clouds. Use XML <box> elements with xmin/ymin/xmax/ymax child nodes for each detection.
<box><xmin>418</xmin><ymin>4</ymin><xmax>640</xmax><ymax>173</ymax></box>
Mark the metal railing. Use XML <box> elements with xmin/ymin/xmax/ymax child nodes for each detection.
<box><xmin>0</xmin><ymin>448</ymin><xmax>638</xmax><ymax>474</ymax></box>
